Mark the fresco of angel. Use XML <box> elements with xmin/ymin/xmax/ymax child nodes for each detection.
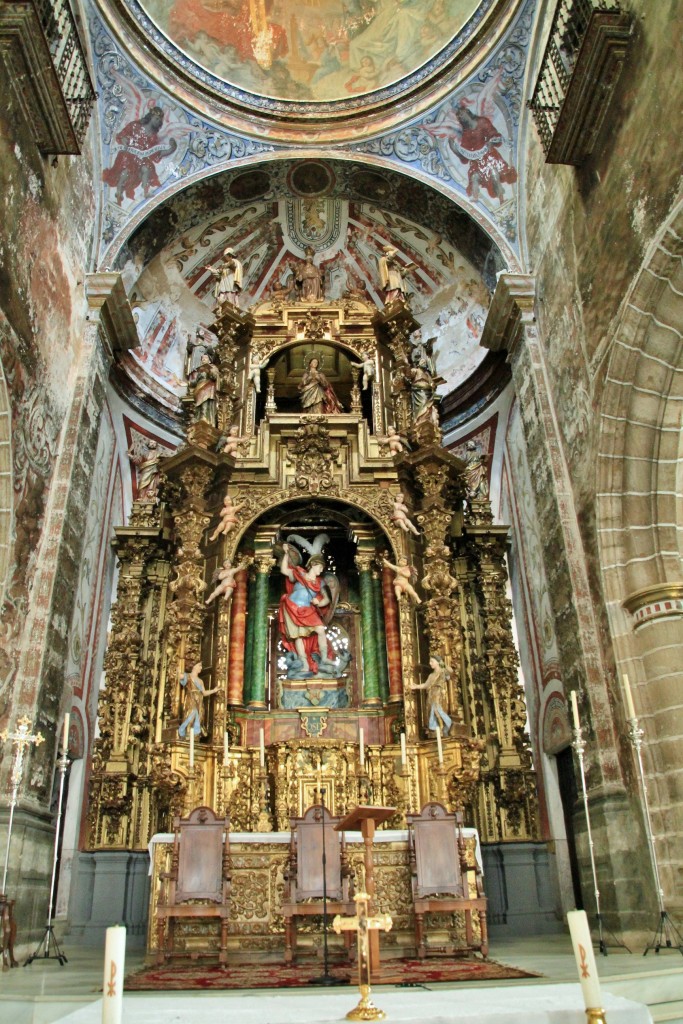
<box><xmin>425</xmin><ymin>70</ymin><xmax>518</xmax><ymax>205</ymax></box>
<box><xmin>277</xmin><ymin>532</ymin><xmax>342</xmax><ymax>676</ymax></box>
<box><xmin>101</xmin><ymin>68</ymin><xmax>192</xmax><ymax>205</ymax></box>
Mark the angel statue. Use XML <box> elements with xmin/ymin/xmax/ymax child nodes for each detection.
<box><xmin>382</xmin><ymin>554</ymin><xmax>421</xmax><ymax>605</ymax></box>
<box><xmin>411</xmin><ymin>655</ymin><xmax>453</xmax><ymax>736</ymax></box>
<box><xmin>277</xmin><ymin>532</ymin><xmax>342</xmax><ymax>677</ymax></box>
<box><xmin>217</xmin><ymin>424</ymin><xmax>250</xmax><ymax>458</ymax></box>
<box><xmin>356</xmin><ymin>346</ymin><xmax>376</xmax><ymax>391</ymax></box>
<box><xmin>208</xmin><ymin>492</ymin><xmax>244</xmax><ymax>543</ymax></box>
<box><xmin>178</xmin><ymin>662</ymin><xmax>218</xmax><ymax>739</ymax></box>
<box><xmin>391</xmin><ymin>492</ymin><xmax>420</xmax><ymax>536</ymax></box>
<box><xmin>377</xmin><ymin>425</ymin><xmax>406</xmax><ymax>456</ymax></box>
<box><xmin>205</xmin><ymin>556</ymin><xmax>251</xmax><ymax>606</ymax></box>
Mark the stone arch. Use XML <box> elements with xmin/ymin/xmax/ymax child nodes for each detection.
<box><xmin>99</xmin><ymin>152</ymin><xmax>522</xmax><ymax>276</ymax></box>
<box><xmin>0</xmin><ymin>352</ymin><xmax>13</xmax><ymax>612</ymax></box>
<box><xmin>596</xmin><ymin>197</ymin><xmax>683</xmax><ymax>899</ymax></box>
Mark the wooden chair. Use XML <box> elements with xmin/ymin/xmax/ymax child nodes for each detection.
<box><xmin>155</xmin><ymin>806</ymin><xmax>231</xmax><ymax>963</ymax></box>
<box><xmin>281</xmin><ymin>804</ymin><xmax>356</xmax><ymax>963</ymax></box>
<box><xmin>407</xmin><ymin>802</ymin><xmax>488</xmax><ymax>959</ymax></box>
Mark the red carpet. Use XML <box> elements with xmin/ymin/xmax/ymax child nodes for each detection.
<box><xmin>125</xmin><ymin>956</ymin><xmax>538</xmax><ymax>991</ymax></box>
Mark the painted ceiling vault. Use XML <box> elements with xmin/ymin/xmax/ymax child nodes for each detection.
<box><xmin>91</xmin><ymin>0</ymin><xmax>535</xmax><ymax>424</ymax></box>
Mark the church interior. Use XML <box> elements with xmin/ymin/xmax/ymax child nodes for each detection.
<box><xmin>0</xmin><ymin>0</ymin><xmax>682</xmax><ymax>1020</ymax></box>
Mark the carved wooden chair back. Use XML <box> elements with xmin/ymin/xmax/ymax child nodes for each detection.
<box><xmin>289</xmin><ymin>804</ymin><xmax>348</xmax><ymax>902</ymax></box>
<box><xmin>407</xmin><ymin>802</ymin><xmax>464</xmax><ymax>898</ymax></box>
<box><xmin>172</xmin><ymin>805</ymin><xmax>229</xmax><ymax>903</ymax></box>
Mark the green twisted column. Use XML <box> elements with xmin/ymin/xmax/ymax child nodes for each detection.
<box><xmin>356</xmin><ymin>553</ymin><xmax>381</xmax><ymax>706</ymax></box>
<box><xmin>247</xmin><ymin>556</ymin><xmax>272</xmax><ymax>709</ymax></box>
<box><xmin>371</xmin><ymin>569</ymin><xmax>389</xmax><ymax>703</ymax></box>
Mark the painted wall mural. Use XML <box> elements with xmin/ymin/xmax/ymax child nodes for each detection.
<box><xmin>121</xmin><ymin>195</ymin><xmax>490</xmax><ymax>410</ymax></box>
<box><xmin>92</xmin><ymin>15</ymin><xmax>277</xmax><ymax>249</ymax></box>
<box><xmin>353</xmin><ymin>0</ymin><xmax>533</xmax><ymax>242</ymax></box>
<box><xmin>130</xmin><ymin>0</ymin><xmax>488</xmax><ymax>103</ymax></box>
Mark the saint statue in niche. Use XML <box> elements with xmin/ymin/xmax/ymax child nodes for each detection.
<box><xmin>277</xmin><ymin>532</ymin><xmax>348</xmax><ymax>678</ymax></box>
<box><xmin>299</xmin><ymin>356</ymin><xmax>343</xmax><ymax>414</ymax></box>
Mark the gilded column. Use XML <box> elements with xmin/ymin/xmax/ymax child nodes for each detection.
<box><xmin>371</xmin><ymin>569</ymin><xmax>389</xmax><ymax>703</ymax></box>
<box><xmin>381</xmin><ymin>563</ymin><xmax>403</xmax><ymax>702</ymax></box>
<box><xmin>357</xmin><ymin>553</ymin><xmax>380</xmax><ymax>706</ymax></box>
<box><xmin>247</xmin><ymin>556</ymin><xmax>272</xmax><ymax>709</ymax></box>
<box><xmin>227</xmin><ymin>568</ymin><xmax>248</xmax><ymax>706</ymax></box>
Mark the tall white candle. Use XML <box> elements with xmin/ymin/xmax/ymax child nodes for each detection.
<box><xmin>189</xmin><ymin>728</ymin><xmax>195</xmax><ymax>768</ymax></box>
<box><xmin>436</xmin><ymin>724</ymin><xmax>443</xmax><ymax>764</ymax></box>
<box><xmin>569</xmin><ymin>691</ymin><xmax>580</xmax><ymax>729</ymax></box>
<box><xmin>623</xmin><ymin>673</ymin><xmax>636</xmax><ymax>720</ymax></box>
<box><xmin>567</xmin><ymin>910</ymin><xmax>602</xmax><ymax>1008</ymax></box>
<box><xmin>359</xmin><ymin>727</ymin><xmax>365</xmax><ymax>767</ymax></box>
<box><xmin>102</xmin><ymin>925</ymin><xmax>126</xmax><ymax>1024</ymax></box>
<box><xmin>259</xmin><ymin>727</ymin><xmax>265</xmax><ymax>768</ymax></box>
<box><xmin>62</xmin><ymin>712</ymin><xmax>70</xmax><ymax>752</ymax></box>
<box><xmin>400</xmin><ymin>732</ymin><xmax>407</xmax><ymax>766</ymax></box>
<box><xmin>223</xmin><ymin>730</ymin><xmax>229</xmax><ymax>762</ymax></box>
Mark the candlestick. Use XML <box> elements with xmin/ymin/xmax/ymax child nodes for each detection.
<box><xmin>62</xmin><ymin>713</ymin><xmax>70</xmax><ymax>752</ymax></box>
<box><xmin>359</xmin><ymin>727</ymin><xmax>365</xmax><ymax>767</ymax></box>
<box><xmin>436</xmin><ymin>724</ymin><xmax>443</xmax><ymax>764</ymax></box>
<box><xmin>570</xmin><ymin>691</ymin><xmax>579</xmax><ymax>729</ymax></box>
<box><xmin>189</xmin><ymin>728</ymin><xmax>194</xmax><ymax>768</ymax></box>
<box><xmin>224</xmin><ymin>730</ymin><xmax>229</xmax><ymax>762</ymax></box>
<box><xmin>400</xmin><ymin>732</ymin><xmax>407</xmax><ymax>767</ymax></box>
<box><xmin>259</xmin><ymin>727</ymin><xmax>265</xmax><ymax>768</ymax></box>
<box><xmin>568</xmin><ymin>910</ymin><xmax>602</xmax><ymax>1009</ymax></box>
<box><xmin>623</xmin><ymin>673</ymin><xmax>636</xmax><ymax>720</ymax></box>
<box><xmin>102</xmin><ymin>925</ymin><xmax>126</xmax><ymax>1024</ymax></box>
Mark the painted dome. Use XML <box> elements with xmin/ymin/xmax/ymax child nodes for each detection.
<box><xmin>122</xmin><ymin>0</ymin><xmax>508</xmax><ymax>117</ymax></box>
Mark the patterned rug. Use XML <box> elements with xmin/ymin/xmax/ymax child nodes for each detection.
<box><xmin>125</xmin><ymin>956</ymin><xmax>538</xmax><ymax>991</ymax></box>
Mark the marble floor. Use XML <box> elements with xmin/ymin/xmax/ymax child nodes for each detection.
<box><xmin>1</xmin><ymin>934</ymin><xmax>681</xmax><ymax>1024</ymax></box>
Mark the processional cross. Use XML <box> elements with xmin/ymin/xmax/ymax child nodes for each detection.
<box><xmin>1</xmin><ymin>717</ymin><xmax>44</xmax><ymax>895</ymax></box>
<box><xmin>333</xmin><ymin>891</ymin><xmax>393</xmax><ymax>1021</ymax></box>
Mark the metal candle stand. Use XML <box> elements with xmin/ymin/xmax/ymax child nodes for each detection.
<box><xmin>572</xmin><ymin>720</ymin><xmax>629</xmax><ymax>955</ymax></box>
<box><xmin>25</xmin><ymin>744</ymin><xmax>70</xmax><ymax>966</ymax></box>
<box><xmin>627</xmin><ymin>715</ymin><xmax>683</xmax><ymax>956</ymax></box>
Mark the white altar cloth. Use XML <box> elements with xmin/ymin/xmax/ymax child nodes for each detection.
<box><xmin>53</xmin><ymin>984</ymin><xmax>651</xmax><ymax>1024</ymax></box>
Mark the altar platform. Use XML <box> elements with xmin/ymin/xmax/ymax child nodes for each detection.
<box><xmin>46</xmin><ymin>985</ymin><xmax>652</xmax><ymax>1024</ymax></box>
<box><xmin>1</xmin><ymin>935</ymin><xmax>677</xmax><ymax>1024</ymax></box>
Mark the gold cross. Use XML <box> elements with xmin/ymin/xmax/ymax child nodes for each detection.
<box><xmin>333</xmin><ymin>891</ymin><xmax>392</xmax><ymax>1021</ymax></box>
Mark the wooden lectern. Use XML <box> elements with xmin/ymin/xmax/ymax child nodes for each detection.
<box><xmin>335</xmin><ymin>806</ymin><xmax>395</xmax><ymax>981</ymax></box>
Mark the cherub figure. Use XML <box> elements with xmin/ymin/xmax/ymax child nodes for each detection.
<box><xmin>377</xmin><ymin>425</ymin><xmax>405</xmax><ymax>455</ymax></box>
<box><xmin>382</xmin><ymin>555</ymin><xmax>421</xmax><ymax>605</ymax></box>
<box><xmin>178</xmin><ymin>662</ymin><xmax>218</xmax><ymax>739</ymax></box>
<box><xmin>248</xmin><ymin>349</ymin><xmax>268</xmax><ymax>392</ymax></box>
<box><xmin>208</xmin><ymin>492</ymin><xmax>244</xmax><ymax>543</ymax></box>
<box><xmin>205</xmin><ymin>557</ymin><xmax>251</xmax><ymax>606</ymax></box>
<box><xmin>218</xmin><ymin>424</ymin><xmax>250</xmax><ymax>457</ymax></box>
<box><xmin>356</xmin><ymin>347</ymin><xmax>376</xmax><ymax>390</ymax></box>
<box><xmin>391</xmin><ymin>492</ymin><xmax>420</xmax><ymax>536</ymax></box>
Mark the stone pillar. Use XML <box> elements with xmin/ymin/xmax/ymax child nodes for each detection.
<box><xmin>247</xmin><ymin>557</ymin><xmax>272</xmax><ymax>709</ymax></box>
<box><xmin>227</xmin><ymin>569</ymin><xmax>248</xmax><ymax>706</ymax></box>
<box><xmin>0</xmin><ymin>274</ymin><xmax>137</xmax><ymax>947</ymax></box>
<box><xmin>480</xmin><ymin>273</ymin><xmax>644</xmax><ymax>930</ymax></box>
<box><xmin>381</xmin><ymin>564</ymin><xmax>403</xmax><ymax>703</ymax></box>
<box><xmin>371</xmin><ymin>569</ymin><xmax>389</xmax><ymax>703</ymax></box>
<box><xmin>356</xmin><ymin>553</ymin><xmax>380</xmax><ymax>706</ymax></box>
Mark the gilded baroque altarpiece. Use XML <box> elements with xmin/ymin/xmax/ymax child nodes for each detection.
<box><xmin>88</xmin><ymin>289</ymin><xmax>538</xmax><ymax>950</ymax></box>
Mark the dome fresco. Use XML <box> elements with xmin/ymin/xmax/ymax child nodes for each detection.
<box><xmin>134</xmin><ymin>0</ymin><xmax>487</xmax><ymax>104</ymax></box>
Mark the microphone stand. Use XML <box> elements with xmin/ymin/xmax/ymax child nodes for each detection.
<box><xmin>310</xmin><ymin>788</ymin><xmax>337</xmax><ymax>986</ymax></box>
